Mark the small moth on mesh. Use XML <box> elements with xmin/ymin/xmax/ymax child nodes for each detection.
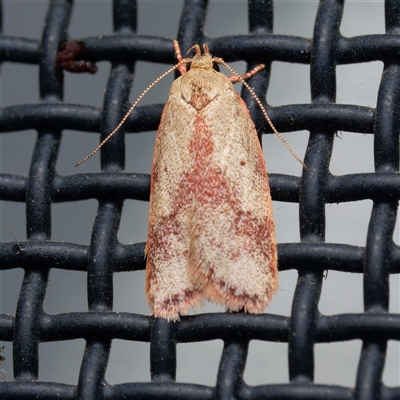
<box><xmin>76</xmin><ymin>41</ymin><xmax>303</xmax><ymax>321</ymax></box>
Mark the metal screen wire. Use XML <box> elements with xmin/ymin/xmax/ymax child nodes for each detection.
<box><xmin>0</xmin><ymin>1</ymin><xmax>399</xmax><ymax>399</ymax></box>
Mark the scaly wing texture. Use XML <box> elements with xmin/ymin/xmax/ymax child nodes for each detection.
<box><xmin>146</xmin><ymin>64</ymin><xmax>278</xmax><ymax>320</ymax></box>
<box><xmin>187</xmin><ymin>89</ymin><xmax>278</xmax><ymax>313</ymax></box>
<box><xmin>145</xmin><ymin>77</ymin><xmax>205</xmax><ymax>321</ymax></box>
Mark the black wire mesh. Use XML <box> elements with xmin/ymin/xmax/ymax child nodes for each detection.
<box><xmin>0</xmin><ymin>0</ymin><xmax>399</xmax><ymax>399</ymax></box>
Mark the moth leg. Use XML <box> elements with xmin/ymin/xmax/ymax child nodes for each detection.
<box><xmin>228</xmin><ymin>64</ymin><xmax>264</xmax><ymax>83</ymax></box>
<box><xmin>173</xmin><ymin>40</ymin><xmax>188</xmax><ymax>75</ymax></box>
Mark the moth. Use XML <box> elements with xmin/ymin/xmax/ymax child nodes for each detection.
<box><xmin>145</xmin><ymin>42</ymin><xmax>279</xmax><ymax>321</ymax></box>
<box><xmin>76</xmin><ymin>41</ymin><xmax>302</xmax><ymax>321</ymax></box>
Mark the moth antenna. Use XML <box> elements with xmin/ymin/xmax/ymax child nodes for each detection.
<box><xmin>187</xmin><ymin>44</ymin><xmax>201</xmax><ymax>56</ymax></box>
<box><xmin>1</xmin><ymin>221</ymin><xmax>22</xmax><ymax>251</ymax></box>
<box><xmin>75</xmin><ymin>59</ymin><xmax>190</xmax><ymax>167</ymax></box>
<box><xmin>215</xmin><ymin>58</ymin><xmax>306</xmax><ymax>169</ymax></box>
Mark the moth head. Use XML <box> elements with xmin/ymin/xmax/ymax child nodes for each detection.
<box><xmin>186</xmin><ymin>43</ymin><xmax>219</xmax><ymax>71</ymax></box>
